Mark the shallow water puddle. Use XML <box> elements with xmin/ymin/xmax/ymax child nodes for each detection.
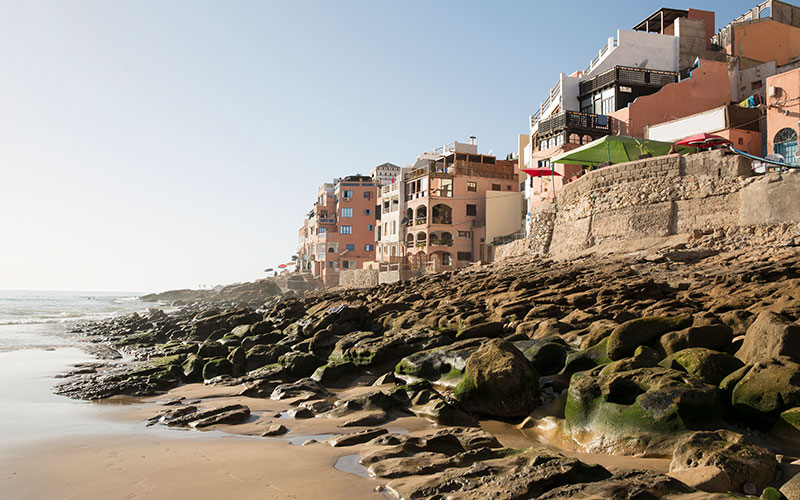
<box><xmin>334</xmin><ymin>454</ymin><xmax>370</xmax><ymax>478</ymax></box>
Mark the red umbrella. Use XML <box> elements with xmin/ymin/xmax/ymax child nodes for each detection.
<box><xmin>278</xmin><ymin>264</ymin><xmax>287</xmax><ymax>268</ymax></box>
<box><xmin>675</xmin><ymin>133</ymin><xmax>731</xmax><ymax>148</ymax></box>
<box><xmin>521</xmin><ymin>168</ymin><xmax>562</xmax><ymax>177</ymax></box>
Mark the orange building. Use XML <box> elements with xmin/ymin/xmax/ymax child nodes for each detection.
<box><xmin>296</xmin><ymin>175</ymin><xmax>379</xmax><ymax>286</ymax></box>
<box><xmin>766</xmin><ymin>67</ymin><xmax>800</xmax><ymax>164</ymax></box>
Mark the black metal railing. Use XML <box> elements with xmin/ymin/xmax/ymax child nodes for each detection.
<box><xmin>579</xmin><ymin>66</ymin><xmax>678</xmax><ymax>96</ymax></box>
<box><xmin>538</xmin><ymin>111</ymin><xmax>610</xmax><ymax>136</ymax></box>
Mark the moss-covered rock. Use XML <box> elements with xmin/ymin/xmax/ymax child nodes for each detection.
<box><xmin>181</xmin><ymin>353</ymin><xmax>204</xmax><ymax>382</ymax></box>
<box><xmin>515</xmin><ymin>338</ymin><xmax>569</xmax><ymax>376</ymax></box>
<box><xmin>202</xmin><ymin>357</ymin><xmax>232</xmax><ymax>380</ymax></box>
<box><xmin>278</xmin><ymin>352</ymin><xmax>324</xmax><ymax>378</ymax></box>
<box><xmin>607</xmin><ymin>315</ymin><xmax>693</xmax><ymax>360</ymax></box>
<box><xmin>455</xmin><ymin>321</ymin><xmax>506</xmax><ymax>340</ymax></box>
<box><xmin>245</xmin><ymin>343</ymin><xmax>291</xmax><ymax>371</ymax></box>
<box><xmin>310</xmin><ymin>361</ymin><xmax>359</xmax><ymax>387</ymax></box>
<box><xmin>563</xmin><ymin>338</ymin><xmax>612</xmax><ymax>377</ymax></box>
<box><xmin>660</xmin><ymin>347</ymin><xmax>744</xmax><ymax>386</ymax></box>
<box><xmin>453</xmin><ymin>338</ymin><xmax>540</xmax><ymax>418</ymax></box>
<box><xmin>394</xmin><ymin>339</ymin><xmax>480</xmax><ymax>386</ymax></box>
<box><xmin>196</xmin><ymin>341</ymin><xmax>228</xmax><ymax>359</ymax></box>
<box><xmin>731</xmin><ymin>356</ymin><xmax>800</xmax><ymax>428</ymax></box>
<box><xmin>565</xmin><ymin>365</ymin><xmax>723</xmax><ymax>455</ymax></box>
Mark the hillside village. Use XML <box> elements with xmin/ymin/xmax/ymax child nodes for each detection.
<box><xmin>294</xmin><ymin>0</ymin><xmax>800</xmax><ymax>288</ymax></box>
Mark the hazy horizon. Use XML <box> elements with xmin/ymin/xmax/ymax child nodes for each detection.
<box><xmin>1</xmin><ymin>0</ymin><xmax>758</xmax><ymax>292</ymax></box>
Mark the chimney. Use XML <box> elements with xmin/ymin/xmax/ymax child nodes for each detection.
<box><xmin>470</xmin><ymin>136</ymin><xmax>476</xmax><ymax>146</ymax></box>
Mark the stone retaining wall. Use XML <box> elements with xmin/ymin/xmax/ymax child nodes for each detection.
<box><xmin>495</xmin><ymin>149</ymin><xmax>800</xmax><ymax>260</ymax></box>
<box><xmin>339</xmin><ymin>269</ymin><xmax>379</xmax><ymax>289</ymax></box>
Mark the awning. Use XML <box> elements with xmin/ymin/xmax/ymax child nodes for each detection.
<box><xmin>675</xmin><ymin>133</ymin><xmax>731</xmax><ymax>148</ymax></box>
<box><xmin>551</xmin><ymin>135</ymin><xmax>692</xmax><ymax>166</ymax></box>
<box><xmin>521</xmin><ymin>168</ymin><xmax>562</xmax><ymax>177</ymax></box>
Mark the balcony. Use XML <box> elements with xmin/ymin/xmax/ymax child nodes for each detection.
<box><xmin>537</xmin><ymin>111</ymin><xmax>610</xmax><ymax>137</ymax></box>
<box><xmin>579</xmin><ymin>66</ymin><xmax>678</xmax><ymax>96</ymax></box>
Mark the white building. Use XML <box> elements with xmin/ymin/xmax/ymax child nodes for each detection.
<box><xmin>370</xmin><ymin>163</ymin><xmax>403</xmax><ymax>186</ymax></box>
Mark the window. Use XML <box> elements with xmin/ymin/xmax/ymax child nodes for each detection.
<box><xmin>466</xmin><ymin>204</ymin><xmax>477</xmax><ymax>216</ymax></box>
<box><xmin>346</xmin><ymin>244</ymin><xmax>355</xmax><ymax>251</ymax></box>
<box><xmin>457</xmin><ymin>252</ymin><xmax>473</xmax><ymax>261</ymax></box>
<box><xmin>467</xmin><ymin>181</ymin><xmax>477</xmax><ymax>192</ymax></box>
<box><xmin>367</xmin><ymin>224</ymin><xmax>374</xmax><ymax>232</ymax></box>
<box><xmin>491</xmin><ymin>184</ymin><xmax>501</xmax><ymax>191</ymax></box>
<box><xmin>341</xmin><ymin>208</ymin><xmax>353</xmax><ymax>218</ymax></box>
<box><xmin>364</xmin><ymin>208</ymin><xmax>372</xmax><ymax>216</ymax></box>
<box><xmin>340</xmin><ymin>225</ymin><xmax>353</xmax><ymax>234</ymax></box>
<box><xmin>458</xmin><ymin>230</ymin><xmax>472</xmax><ymax>238</ymax></box>
<box><xmin>319</xmin><ymin>227</ymin><xmax>327</xmax><ymax>234</ymax></box>
<box><xmin>329</xmin><ymin>261</ymin><xmax>338</xmax><ymax>268</ymax></box>
<box><xmin>365</xmin><ymin>244</ymin><xmax>374</xmax><ymax>251</ymax></box>
<box><xmin>342</xmin><ymin>190</ymin><xmax>353</xmax><ymax>199</ymax></box>
<box><xmin>328</xmin><ymin>247</ymin><xmax>335</xmax><ymax>253</ymax></box>
<box><xmin>342</xmin><ymin>260</ymin><xmax>356</xmax><ymax>269</ymax></box>
<box><xmin>363</xmin><ymin>191</ymin><xmax>373</xmax><ymax>199</ymax></box>
<box><xmin>506</xmin><ymin>185</ymin><xmax>512</xmax><ymax>191</ymax></box>
<box><xmin>775</xmin><ymin>128</ymin><xmax>798</xmax><ymax>165</ymax></box>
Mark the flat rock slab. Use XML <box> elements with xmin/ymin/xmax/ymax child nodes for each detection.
<box><xmin>328</xmin><ymin>428</ymin><xmax>388</xmax><ymax>447</ymax></box>
<box><xmin>261</xmin><ymin>424</ymin><xmax>289</xmax><ymax>436</ymax></box>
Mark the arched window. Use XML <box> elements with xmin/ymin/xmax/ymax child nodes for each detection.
<box><xmin>582</xmin><ymin>134</ymin><xmax>593</xmax><ymax>145</ymax></box>
<box><xmin>431</xmin><ymin>204</ymin><xmax>452</xmax><ymax>224</ymax></box>
<box><xmin>569</xmin><ymin>133</ymin><xmax>581</xmax><ymax>144</ymax></box>
<box><xmin>775</xmin><ymin>128</ymin><xmax>798</xmax><ymax>166</ymax></box>
<box><xmin>405</xmin><ymin>208</ymin><xmax>413</xmax><ymax>224</ymax></box>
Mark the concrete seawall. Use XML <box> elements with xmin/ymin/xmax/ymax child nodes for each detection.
<box><xmin>496</xmin><ymin>149</ymin><xmax>800</xmax><ymax>260</ymax></box>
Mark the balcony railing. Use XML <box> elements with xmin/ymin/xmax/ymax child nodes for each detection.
<box><xmin>431</xmin><ymin>217</ymin><xmax>452</xmax><ymax>225</ymax></box>
<box><xmin>532</xmin><ymin>79</ymin><xmax>562</xmax><ymax>125</ymax></box>
<box><xmin>430</xmin><ymin>240</ymin><xmax>454</xmax><ymax>247</ymax></box>
<box><xmin>538</xmin><ymin>111</ymin><xmax>610</xmax><ymax>137</ymax></box>
<box><xmin>415</xmin><ymin>218</ymin><xmax>427</xmax><ymax>225</ymax></box>
<box><xmin>579</xmin><ymin>65</ymin><xmax>678</xmax><ymax>96</ymax></box>
<box><xmin>585</xmin><ymin>37</ymin><xmax>619</xmax><ymax>74</ymax></box>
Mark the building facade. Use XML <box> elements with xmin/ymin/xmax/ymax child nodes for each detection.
<box><xmin>370</xmin><ymin>163</ymin><xmax>403</xmax><ymax>186</ymax></box>
<box><xmin>296</xmin><ymin>176</ymin><xmax>379</xmax><ymax>286</ymax></box>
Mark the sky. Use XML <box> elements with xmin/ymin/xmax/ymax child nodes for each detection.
<box><xmin>0</xmin><ymin>0</ymin><xmax>761</xmax><ymax>292</ymax></box>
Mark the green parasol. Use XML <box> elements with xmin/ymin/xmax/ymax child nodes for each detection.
<box><xmin>550</xmin><ymin>135</ymin><xmax>692</xmax><ymax>166</ymax></box>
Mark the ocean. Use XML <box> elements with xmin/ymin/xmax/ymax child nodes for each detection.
<box><xmin>0</xmin><ymin>290</ymin><xmax>153</xmax><ymax>454</ymax></box>
<box><xmin>0</xmin><ymin>290</ymin><xmax>149</xmax><ymax>351</ymax></box>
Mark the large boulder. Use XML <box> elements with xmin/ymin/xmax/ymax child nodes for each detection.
<box><xmin>660</xmin><ymin>324</ymin><xmax>734</xmax><ymax>356</ymax></box>
<box><xmin>565</xmin><ymin>365</ymin><xmax>723</xmax><ymax>455</ymax></box>
<box><xmin>453</xmin><ymin>338</ymin><xmax>540</xmax><ymax>418</ymax></box>
<box><xmin>607</xmin><ymin>315</ymin><xmax>693</xmax><ymax>360</ymax></box>
<box><xmin>730</xmin><ymin>356</ymin><xmax>800</xmax><ymax>428</ymax></box>
<box><xmin>660</xmin><ymin>347</ymin><xmax>744</xmax><ymax>386</ymax></box>
<box><xmin>670</xmin><ymin>430</ymin><xmax>777</xmax><ymax>492</ymax></box>
<box><xmin>737</xmin><ymin>312</ymin><xmax>800</xmax><ymax>364</ymax></box>
<box><xmin>394</xmin><ymin>339</ymin><xmax>480</xmax><ymax>386</ymax></box>
<box><xmin>515</xmin><ymin>338</ymin><xmax>569</xmax><ymax>376</ymax></box>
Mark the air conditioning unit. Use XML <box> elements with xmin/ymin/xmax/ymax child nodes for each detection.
<box><xmin>769</xmin><ymin>86</ymin><xmax>776</xmax><ymax>97</ymax></box>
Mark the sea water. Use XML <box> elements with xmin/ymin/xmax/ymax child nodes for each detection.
<box><xmin>0</xmin><ymin>290</ymin><xmax>150</xmax><ymax>455</ymax></box>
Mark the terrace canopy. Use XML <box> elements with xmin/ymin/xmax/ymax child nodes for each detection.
<box><xmin>551</xmin><ymin>135</ymin><xmax>691</xmax><ymax>167</ymax></box>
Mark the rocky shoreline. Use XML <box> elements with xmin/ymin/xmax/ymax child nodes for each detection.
<box><xmin>54</xmin><ymin>244</ymin><xmax>800</xmax><ymax>499</ymax></box>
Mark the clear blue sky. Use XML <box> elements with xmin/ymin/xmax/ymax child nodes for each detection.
<box><xmin>0</xmin><ymin>0</ymin><xmax>760</xmax><ymax>292</ymax></box>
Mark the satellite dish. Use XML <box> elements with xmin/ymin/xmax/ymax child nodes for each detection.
<box><xmin>401</xmin><ymin>217</ymin><xmax>408</xmax><ymax>226</ymax></box>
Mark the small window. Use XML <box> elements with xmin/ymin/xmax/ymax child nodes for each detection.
<box><xmin>367</xmin><ymin>224</ymin><xmax>374</xmax><ymax>232</ymax></box>
<box><xmin>458</xmin><ymin>231</ymin><xmax>472</xmax><ymax>238</ymax></box>
<box><xmin>329</xmin><ymin>261</ymin><xmax>338</xmax><ymax>268</ymax></box>
<box><xmin>363</xmin><ymin>191</ymin><xmax>373</xmax><ymax>199</ymax></box>
<box><xmin>506</xmin><ymin>185</ymin><xmax>512</xmax><ymax>191</ymax></box>
<box><xmin>491</xmin><ymin>184</ymin><xmax>501</xmax><ymax>191</ymax></box>
<box><xmin>341</xmin><ymin>208</ymin><xmax>353</xmax><ymax>218</ymax></box>
<box><xmin>319</xmin><ymin>227</ymin><xmax>327</xmax><ymax>234</ymax></box>
<box><xmin>346</xmin><ymin>244</ymin><xmax>355</xmax><ymax>251</ymax></box>
<box><xmin>340</xmin><ymin>225</ymin><xmax>353</xmax><ymax>234</ymax></box>
<box><xmin>467</xmin><ymin>181</ymin><xmax>477</xmax><ymax>192</ymax></box>
<box><xmin>328</xmin><ymin>247</ymin><xmax>335</xmax><ymax>253</ymax></box>
<box><xmin>364</xmin><ymin>208</ymin><xmax>372</xmax><ymax>216</ymax></box>
<box><xmin>342</xmin><ymin>190</ymin><xmax>353</xmax><ymax>199</ymax></box>
<box><xmin>457</xmin><ymin>252</ymin><xmax>473</xmax><ymax>261</ymax></box>
<box><xmin>466</xmin><ymin>204</ymin><xmax>477</xmax><ymax>216</ymax></box>
<box><xmin>365</xmin><ymin>244</ymin><xmax>374</xmax><ymax>251</ymax></box>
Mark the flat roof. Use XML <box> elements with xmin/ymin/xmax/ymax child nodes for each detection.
<box><xmin>633</xmin><ymin>8</ymin><xmax>689</xmax><ymax>32</ymax></box>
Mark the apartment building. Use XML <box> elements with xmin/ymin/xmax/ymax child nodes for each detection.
<box><xmin>296</xmin><ymin>176</ymin><xmax>379</xmax><ymax>286</ymax></box>
<box><xmin>398</xmin><ymin>142</ymin><xmax>519</xmax><ymax>269</ymax></box>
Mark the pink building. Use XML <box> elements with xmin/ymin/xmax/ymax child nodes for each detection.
<box><xmin>297</xmin><ymin>175</ymin><xmax>379</xmax><ymax>286</ymax></box>
<box><xmin>403</xmin><ymin>152</ymin><xmax>518</xmax><ymax>268</ymax></box>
